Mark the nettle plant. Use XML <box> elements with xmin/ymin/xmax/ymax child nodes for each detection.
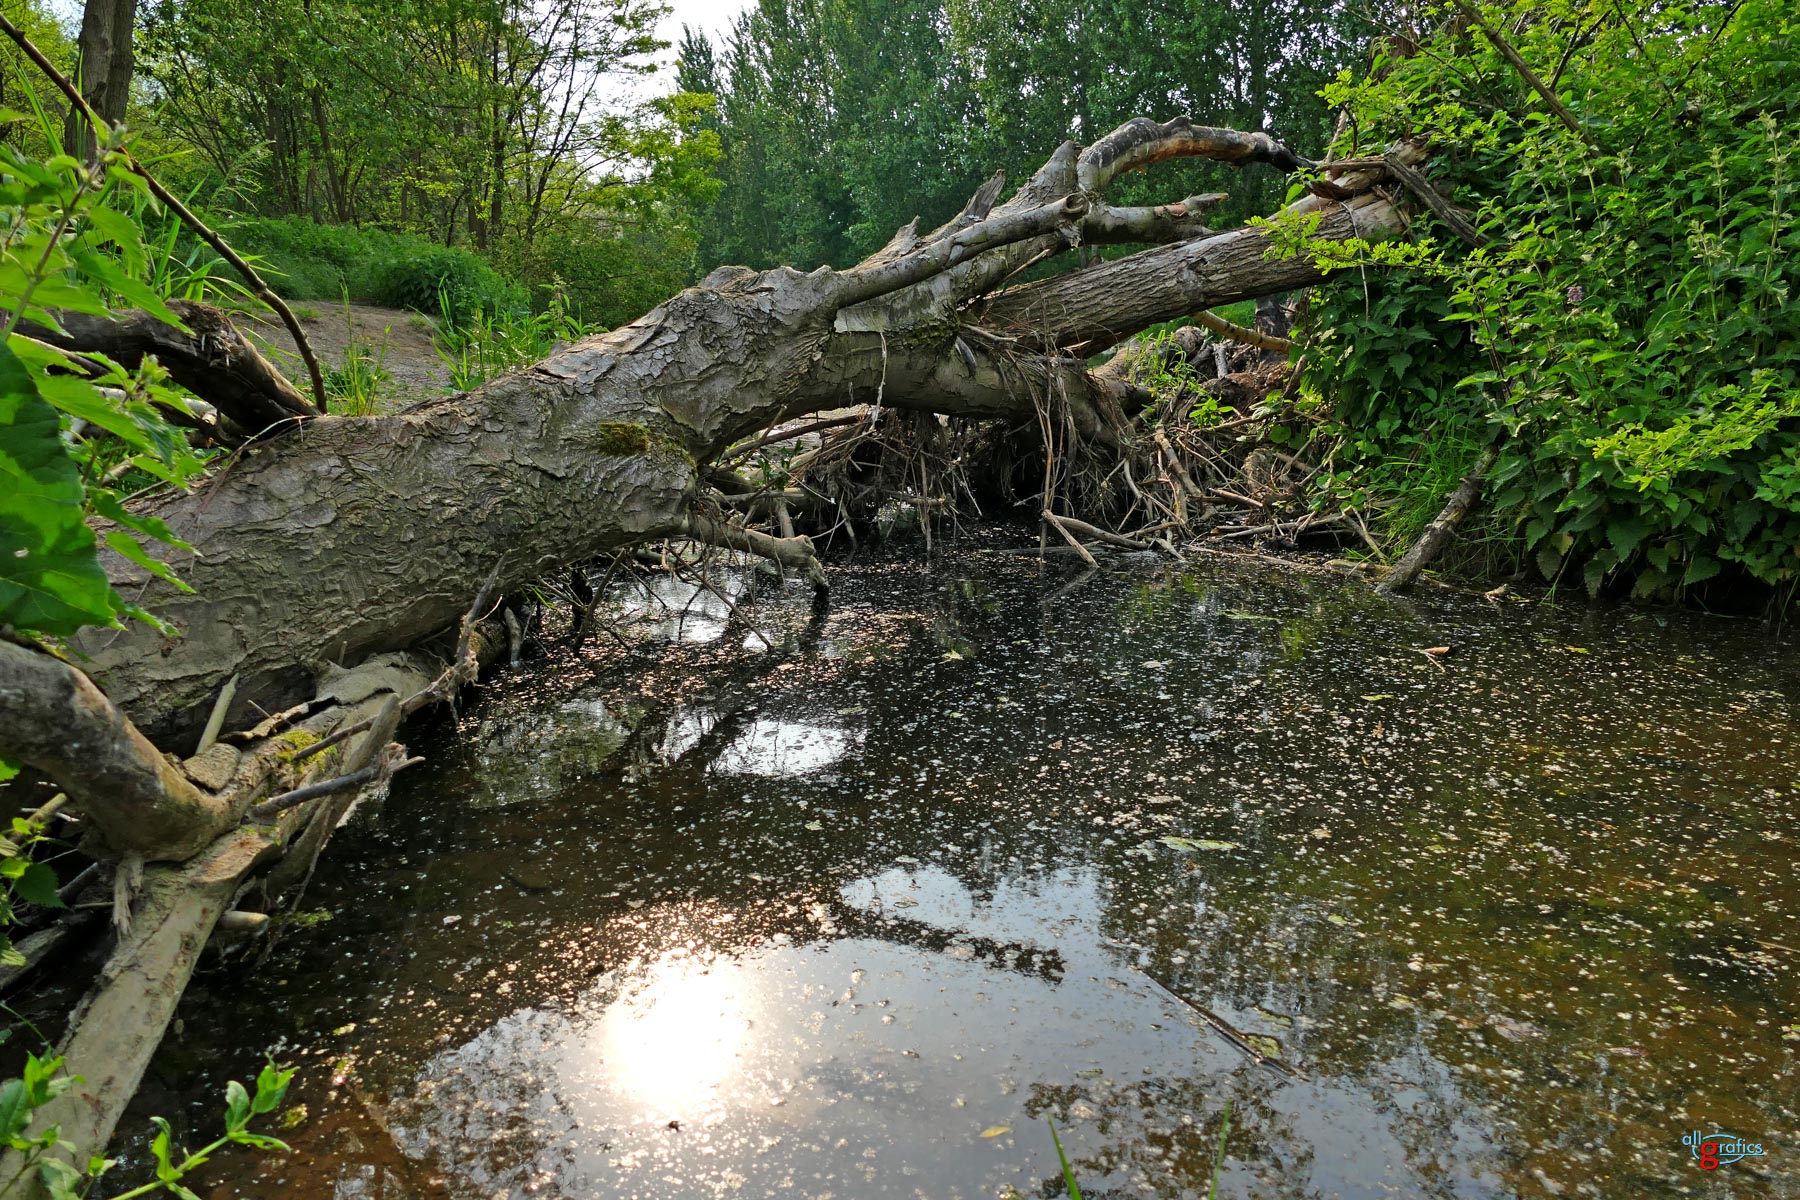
<box><xmin>0</xmin><ymin>93</ymin><xmax>209</xmax><ymax>955</ymax></box>
<box><xmin>1294</xmin><ymin>0</ymin><xmax>1800</xmax><ymax>601</ymax></box>
<box><xmin>0</xmin><ymin>99</ymin><xmax>296</xmax><ymax>1194</ymax></box>
<box><xmin>2</xmin><ymin>1054</ymin><xmax>294</xmax><ymax>1199</ymax></box>
<box><xmin>1</xmin><ymin>106</ymin><xmax>209</xmax><ymax>638</ymax></box>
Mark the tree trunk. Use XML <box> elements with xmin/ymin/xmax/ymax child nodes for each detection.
<box><xmin>62</xmin><ymin>121</ymin><xmax>1415</xmax><ymax>746</ymax></box>
<box><xmin>61</xmin><ymin>0</ymin><xmax>135</xmax><ymax>161</ymax></box>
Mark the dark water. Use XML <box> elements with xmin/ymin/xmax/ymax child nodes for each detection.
<box><xmin>137</xmin><ymin>534</ymin><xmax>1799</xmax><ymax>1199</ymax></box>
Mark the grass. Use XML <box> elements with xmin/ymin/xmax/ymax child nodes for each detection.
<box><xmin>324</xmin><ymin>299</ymin><xmax>392</xmax><ymax>416</ymax></box>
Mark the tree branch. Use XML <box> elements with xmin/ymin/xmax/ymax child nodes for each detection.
<box><xmin>0</xmin><ymin>640</ymin><xmax>236</xmax><ymax>861</ymax></box>
<box><xmin>1076</xmin><ymin>116</ymin><xmax>1312</xmax><ymax>191</ymax></box>
<box><xmin>23</xmin><ymin>301</ymin><xmax>317</xmax><ymax>433</ymax></box>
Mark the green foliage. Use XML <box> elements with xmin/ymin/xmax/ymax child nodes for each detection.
<box><xmin>1048</xmin><ymin>1118</ymin><xmax>1083</xmax><ymax>1200</ymax></box>
<box><xmin>0</xmin><ymin>804</ymin><xmax>65</xmax><ymax>969</ymax></box>
<box><xmin>0</xmin><ymin>342</ymin><xmax>113</xmax><ymax>633</ymax></box>
<box><xmin>323</xmin><ymin>301</ymin><xmax>393</xmax><ymax>418</ymax></box>
<box><xmin>490</xmin><ymin>93</ymin><xmax>723</xmax><ymax>329</ymax></box>
<box><xmin>1301</xmin><ymin>0</ymin><xmax>1800</xmax><ymax>600</ymax></box>
<box><xmin>372</xmin><ymin>243</ymin><xmax>527</xmax><ymax>327</ymax></box>
<box><xmin>215</xmin><ymin>217</ymin><xmax>527</xmax><ymax>323</ymax></box>
<box><xmin>1133</xmin><ymin>330</ymin><xmax>1232</xmax><ymax>428</ymax></box>
<box><xmin>0</xmin><ymin>103</ymin><xmax>208</xmax><ymax>639</ymax></box>
<box><xmin>434</xmin><ymin>285</ymin><xmax>592</xmax><ymax>391</ymax></box>
<box><xmin>1</xmin><ymin>1053</ymin><xmax>294</xmax><ymax>1199</ymax></box>
<box><xmin>700</xmin><ymin>0</ymin><xmax>1362</xmax><ymax>270</ymax></box>
<box><xmin>133</xmin><ymin>0</ymin><xmax>715</xmax><ymax>330</ymax></box>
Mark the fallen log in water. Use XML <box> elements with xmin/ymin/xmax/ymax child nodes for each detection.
<box><xmin>0</xmin><ymin>117</ymin><xmax>1436</xmax><ymax>1179</ymax></box>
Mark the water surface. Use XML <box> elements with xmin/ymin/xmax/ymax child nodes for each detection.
<box><xmin>139</xmin><ymin>535</ymin><xmax>1799</xmax><ymax>1198</ymax></box>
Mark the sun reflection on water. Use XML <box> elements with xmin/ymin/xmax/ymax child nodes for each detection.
<box><xmin>603</xmin><ymin>954</ymin><xmax>754</xmax><ymax>1119</ymax></box>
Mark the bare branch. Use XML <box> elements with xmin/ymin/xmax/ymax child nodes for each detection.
<box><xmin>0</xmin><ymin>640</ymin><xmax>236</xmax><ymax>861</ymax></box>
<box><xmin>687</xmin><ymin>511</ymin><xmax>829</xmax><ymax>593</ymax></box>
<box><xmin>1077</xmin><ymin>116</ymin><xmax>1312</xmax><ymax>192</ymax></box>
<box><xmin>1083</xmin><ymin>193</ymin><xmax>1228</xmax><ymax>244</ymax></box>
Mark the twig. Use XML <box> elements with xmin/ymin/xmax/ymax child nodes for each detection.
<box><xmin>290</xmin><ymin>713</ymin><xmax>374</xmax><ymax>763</ymax></box>
<box><xmin>1192</xmin><ymin>309</ymin><xmax>1294</xmax><ymax>353</ymax></box>
<box><xmin>194</xmin><ymin>673</ymin><xmax>238</xmax><ymax>756</ymax></box>
<box><xmin>1209</xmin><ymin>489</ymin><xmax>1266</xmax><ymax>509</ymax></box>
<box><xmin>720</xmin><ymin>415</ymin><xmax>863</xmax><ymax>465</ymax></box>
<box><xmin>0</xmin><ymin>14</ymin><xmax>330</xmax><ymax>413</ymax></box>
<box><xmin>1446</xmin><ymin>0</ymin><xmax>1601</xmax><ymax>148</ymax></box>
<box><xmin>1143</xmin><ymin>970</ymin><xmax>1298</xmax><ymax>1078</ymax></box>
<box><xmin>249</xmin><ymin>765</ymin><xmax>382</xmax><ymax>820</ymax></box>
<box><xmin>1040</xmin><ymin>510</ymin><xmax>1099</xmax><ymax>568</ymax></box>
<box><xmin>1053</xmin><ymin>513</ymin><xmax>1153</xmax><ymax>553</ymax></box>
<box><xmin>1381</xmin><ymin>157</ymin><xmax>1488</xmax><ymax>247</ymax></box>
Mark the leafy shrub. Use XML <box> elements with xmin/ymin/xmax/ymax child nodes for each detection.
<box><xmin>210</xmin><ymin>216</ymin><xmax>527</xmax><ymax>324</ymax></box>
<box><xmin>370</xmin><ymin>242</ymin><xmax>526</xmax><ymax>326</ymax></box>
<box><xmin>1298</xmin><ymin>0</ymin><xmax>1800</xmax><ymax>602</ymax></box>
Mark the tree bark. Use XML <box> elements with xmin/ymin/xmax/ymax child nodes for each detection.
<box><xmin>23</xmin><ymin>301</ymin><xmax>319</xmax><ymax>434</ymax></box>
<box><xmin>60</xmin><ymin>121</ymin><xmax>1417</xmax><ymax>746</ymax></box>
<box><xmin>0</xmin><ymin>639</ymin><xmax>234</xmax><ymax>861</ymax></box>
<box><xmin>62</xmin><ymin>0</ymin><xmax>135</xmax><ymax>161</ymax></box>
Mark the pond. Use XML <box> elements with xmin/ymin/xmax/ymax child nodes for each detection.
<box><xmin>134</xmin><ymin>531</ymin><xmax>1798</xmax><ymax>1199</ymax></box>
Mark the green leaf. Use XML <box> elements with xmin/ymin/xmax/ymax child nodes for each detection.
<box><xmin>0</xmin><ymin>1078</ymin><xmax>32</xmax><ymax>1143</ymax></box>
<box><xmin>0</xmin><ymin>342</ymin><xmax>115</xmax><ymax>634</ymax></box>
<box><xmin>36</xmin><ymin>1156</ymin><xmax>85</xmax><ymax>1200</ymax></box>
<box><xmin>0</xmin><ymin>758</ymin><xmax>16</xmax><ymax>784</ymax></box>
<box><xmin>82</xmin><ymin>204</ymin><xmax>146</xmax><ymax>274</ymax></box>
<box><xmin>104</xmin><ymin>531</ymin><xmax>191</xmax><ymax>591</ymax></box>
<box><xmin>70</xmin><ymin>247</ymin><xmax>183</xmax><ymax>327</ymax></box>
<box><xmin>89</xmin><ymin>490</ymin><xmax>192</xmax><ymax>553</ymax></box>
<box><xmin>1682</xmin><ymin>555</ymin><xmax>1721</xmax><ymax>586</ymax></box>
<box><xmin>1048</xmin><ymin>1119</ymin><xmax>1084</xmax><ymax>1200</ymax></box>
<box><xmin>1605</xmin><ymin>514</ymin><xmax>1647</xmax><ymax>558</ymax></box>
<box><xmin>224</xmin><ymin>1079</ymin><xmax>251</xmax><ymax>1132</ymax></box>
<box><xmin>149</xmin><ymin>1115</ymin><xmax>178</xmax><ymax>1179</ymax></box>
<box><xmin>10</xmin><ymin>861</ymin><xmax>62</xmax><ymax>909</ymax></box>
<box><xmin>250</xmin><ymin>1059</ymin><xmax>294</xmax><ymax>1114</ymax></box>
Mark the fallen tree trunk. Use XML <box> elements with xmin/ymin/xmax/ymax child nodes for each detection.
<box><xmin>0</xmin><ymin>118</ymin><xmax>1440</xmax><ymax>1190</ymax></box>
<box><xmin>0</xmin><ymin>640</ymin><xmax>478</xmax><ymax>1193</ymax></box>
<box><xmin>61</xmin><ymin>122</ymin><xmax>1415</xmax><ymax>746</ymax></box>
<box><xmin>22</xmin><ymin>301</ymin><xmax>319</xmax><ymax>435</ymax></box>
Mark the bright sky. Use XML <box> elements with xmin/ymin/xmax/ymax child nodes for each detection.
<box><xmin>656</xmin><ymin>0</ymin><xmax>751</xmax><ymax>45</ymax></box>
<box><xmin>632</xmin><ymin>0</ymin><xmax>749</xmax><ymax>97</ymax></box>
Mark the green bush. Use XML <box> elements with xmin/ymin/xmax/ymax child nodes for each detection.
<box><xmin>208</xmin><ymin>216</ymin><xmax>527</xmax><ymax>324</ymax></box>
<box><xmin>1299</xmin><ymin>0</ymin><xmax>1800</xmax><ymax>603</ymax></box>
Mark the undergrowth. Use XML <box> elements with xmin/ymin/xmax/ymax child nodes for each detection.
<box><xmin>206</xmin><ymin>216</ymin><xmax>528</xmax><ymax>325</ymax></box>
<box><xmin>1291</xmin><ymin>0</ymin><xmax>1800</xmax><ymax>605</ymax></box>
